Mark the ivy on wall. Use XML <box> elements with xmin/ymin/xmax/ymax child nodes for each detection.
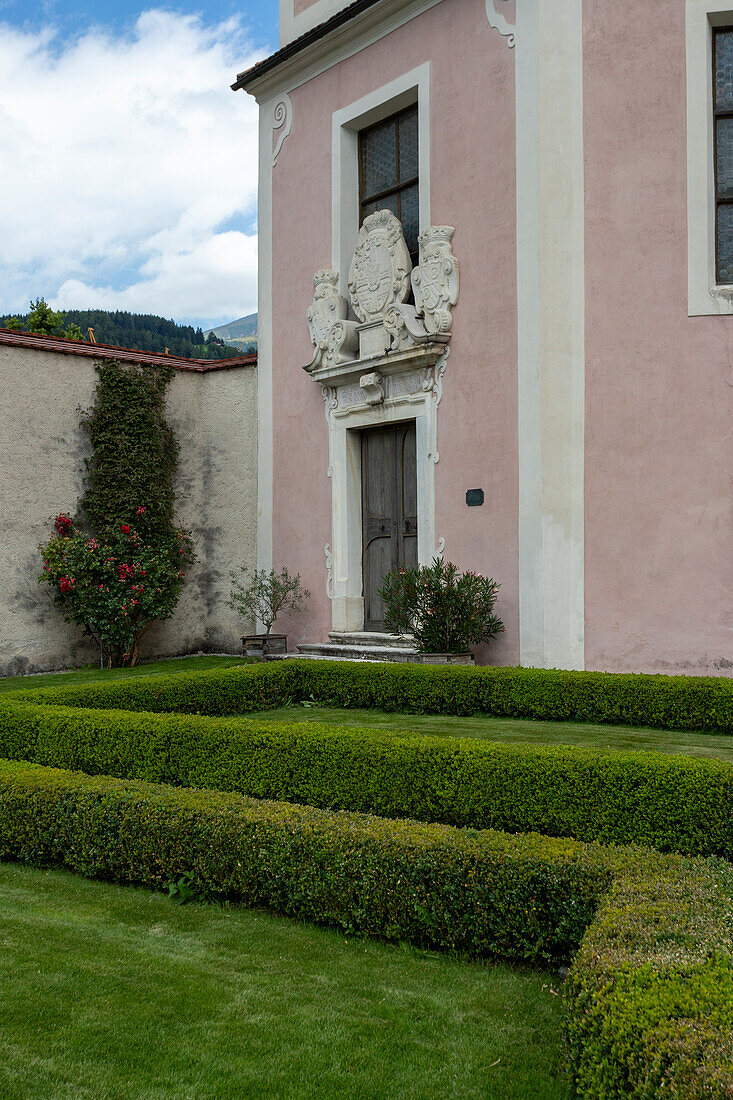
<box><xmin>39</xmin><ymin>359</ymin><xmax>192</xmax><ymax>667</ymax></box>
<box><xmin>80</xmin><ymin>359</ymin><xmax>178</xmax><ymax>536</ymax></box>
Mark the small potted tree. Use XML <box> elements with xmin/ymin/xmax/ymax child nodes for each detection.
<box><xmin>379</xmin><ymin>557</ymin><xmax>503</xmax><ymax>664</ymax></box>
<box><xmin>228</xmin><ymin>566</ymin><xmax>310</xmax><ymax>657</ymax></box>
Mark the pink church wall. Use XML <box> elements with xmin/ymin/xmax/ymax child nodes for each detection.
<box><xmin>583</xmin><ymin>0</ymin><xmax>733</xmax><ymax>674</ymax></box>
<box><xmin>269</xmin><ymin>0</ymin><xmax>519</xmax><ymax>661</ymax></box>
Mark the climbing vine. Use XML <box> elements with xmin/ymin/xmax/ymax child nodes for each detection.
<box><xmin>80</xmin><ymin>359</ymin><xmax>178</xmax><ymax>536</ymax></box>
<box><xmin>39</xmin><ymin>359</ymin><xmax>192</xmax><ymax>667</ymax></box>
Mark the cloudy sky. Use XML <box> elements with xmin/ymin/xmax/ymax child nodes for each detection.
<box><xmin>0</xmin><ymin>0</ymin><xmax>278</xmax><ymax>328</ymax></box>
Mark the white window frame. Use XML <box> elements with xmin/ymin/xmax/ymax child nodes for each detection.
<box><xmin>331</xmin><ymin>63</ymin><xmax>431</xmax><ymax>295</ymax></box>
<box><xmin>687</xmin><ymin>0</ymin><xmax>733</xmax><ymax>313</ymax></box>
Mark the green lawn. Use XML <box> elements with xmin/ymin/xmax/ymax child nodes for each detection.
<box><xmin>0</xmin><ymin>655</ymin><xmax>247</xmax><ymax>695</ymax></box>
<box><xmin>3</xmin><ymin>656</ymin><xmax>731</xmax><ymax>760</ymax></box>
<box><xmin>0</xmin><ymin>863</ymin><xmax>568</xmax><ymax>1100</ymax></box>
<box><xmin>256</xmin><ymin>704</ymin><xmax>733</xmax><ymax>762</ymax></box>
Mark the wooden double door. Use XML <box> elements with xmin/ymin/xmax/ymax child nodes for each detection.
<box><xmin>361</xmin><ymin>422</ymin><xmax>418</xmax><ymax>630</ymax></box>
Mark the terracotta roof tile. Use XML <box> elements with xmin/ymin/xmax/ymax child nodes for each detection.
<box><xmin>0</xmin><ymin>328</ymin><xmax>257</xmax><ymax>373</ymax></box>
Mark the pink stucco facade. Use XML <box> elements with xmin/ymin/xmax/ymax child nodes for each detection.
<box><xmin>246</xmin><ymin>0</ymin><xmax>732</xmax><ymax>674</ymax></box>
<box><xmin>583</xmin><ymin>0</ymin><xmax>732</xmax><ymax>674</ymax></box>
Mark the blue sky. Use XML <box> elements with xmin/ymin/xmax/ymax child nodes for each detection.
<box><xmin>0</xmin><ymin>2</ymin><xmax>279</xmax><ymax>328</ymax></box>
<box><xmin>1</xmin><ymin>0</ymin><xmax>277</xmax><ymax>50</ymax></box>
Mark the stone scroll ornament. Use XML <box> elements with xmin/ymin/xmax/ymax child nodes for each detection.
<box><xmin>347</xmin><ymin>209</ymin><xmax>412</xmax><ymax>323</ymax></box>
<box><xmin>411</xmin><ymin>226</ymin><xmax>459</xmax><ymax>336</ymax></box>
<box><xmin>305</xmin><ymin>269</ymin><xmax>358</xmax><ymax>371</ymax></box>
<box><xmin>383</xmin><ymin>303</ymin><xmax>429</xmax><ymax>351</ymax></box>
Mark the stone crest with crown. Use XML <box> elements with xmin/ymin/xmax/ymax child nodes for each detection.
<box><xmin>304</xmin><ymin>209</ymin><xmax>459</xmax><ymax>393</ymax></box>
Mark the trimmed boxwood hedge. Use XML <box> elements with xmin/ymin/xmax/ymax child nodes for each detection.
<box><xmin>2</xmin><ymin>700</ymin><xmax>733</xmax><ymax>859</ymax></box>
<box><xmin>9</xmin><ymin>658</ymin><xmax>733</xmax><ymax>732</ymax></box>
<box><xmin>0</xmin><ymin>758</ymin><xmax>606</xmax><ymax>963</ymax></box>
<box><xmin>0</xmin><ymin>758</ymin><xmax>731</xmax><ymax>1097</ymax></box>
<box><xmin>565</xmin><ymin>851</ymin><xmax>733</xmax><ymax>1097</ymax></box>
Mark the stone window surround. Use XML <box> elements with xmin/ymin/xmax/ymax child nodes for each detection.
<box><xmin>326</xmin><ymin>65</ymin><xmax>435</xmax><ymax>632</ymax></box>
<box><xmin>687</xmin><ymin>0</ymin><xmax>733</xmax><ymax>314</ymax></box>
<box><xmin>331</xmin><ymin>63</ymin><xmax>431</xmax><ymax>295</ymax></box>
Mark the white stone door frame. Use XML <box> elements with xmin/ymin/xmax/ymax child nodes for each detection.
<box><xmin>325</xmin><ymin>372</ymin><xmax>442</xmax><ymax>632</ymax></box>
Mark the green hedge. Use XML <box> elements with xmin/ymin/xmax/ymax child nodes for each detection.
<box><xmin>0</xmin><ymin>758</ymin><xmax>731</xmax><ymax>1097</ymax></box>
<box><xmin>0</xmin><ymin>758</ymin><xmax>605</xmax><ymax>963</ymax></box>
<box><xmin>2</xmin><ymin>700</ymin><xmax>732</xmax><ymax>858</ymax></box>
<box><xmin>9</xmin><ymin>659</ymin><xmax>733</xmax><ymax>732</ymax></box>
<box><xmin>565</xmin><ymin>851</ymin><xmax>733</xmax><ymax>1097</ymax></box>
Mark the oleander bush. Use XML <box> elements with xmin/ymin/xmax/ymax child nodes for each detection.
<box><xmin>0</xmin><ymin>758</ymin><xmax>731</xmax><ymax>1097</ymax></box>
<box><xmin>8</xmin><ymin>658</ymin><xmax>733</xmax><ymax>732</ymax></box>
<box><xmin>379</xmin><ymin>556</ymin><xmax>504</xmax><ymax>653</ymax></box>
<box><xmin>2</xmin><ymin>700</ymin><xmax>733</xmax><ymax>858</ymax></box>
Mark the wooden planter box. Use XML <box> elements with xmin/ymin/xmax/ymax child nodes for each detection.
<box><xmin>241</xmin><ymin>633</ymin><xmax>288</xmax><ymax>658</ymax></box>
<box><xmin>415</xmin><ymin>652</ymin><xmax>475</xmax><ymax>666</ymax></box>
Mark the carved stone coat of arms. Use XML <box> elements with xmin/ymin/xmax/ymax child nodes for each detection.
<box><xmin>347</xmin><ymin>209</ymin><xmax>412</xmax><ymax>323</ymax></box>
<box><xmin>303</xmin><ymin>209</ymin><xmax>459</xmax><ymax>380</ymax></box>
<box><xmin>306</xmin><ymin>268</ymin><xmax>347</xmax><ymax>348</ymax></box>
<box><xmin>411</xmin><ymin>226</ymin><xmax>460</xmax><ymax>335</ymax></box>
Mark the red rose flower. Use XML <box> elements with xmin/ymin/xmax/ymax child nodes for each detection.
<box><xmin>54</xmin><ymin>513</ymin><xmax>73</xmax><ymax>537</ymax></box>
<box><xmin>120</xmin><ymin>524</ymin><xmax>130</xmax><ymax>534</ymax></box>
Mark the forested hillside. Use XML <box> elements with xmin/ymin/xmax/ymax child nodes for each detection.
<box><xmin>2</xmin><ymin>308</ymin><xmax>250</xmax><ymax>360</ymax></box>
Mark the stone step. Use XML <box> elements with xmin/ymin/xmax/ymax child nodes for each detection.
<box><xmin>328</xmin><ymin>631</ymin><xmax>415</xmax><ymax>649</ymax></box>
<box><xmin>296</xmin><ymin>642</ymin><xmax>418</xmax><ymax>663</ymax></box>
<box><xmin>265</xmin><ymin>652</ymin><xmax>385</xmax><ymax>663</ymax></box>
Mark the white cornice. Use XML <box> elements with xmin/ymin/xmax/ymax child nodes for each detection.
<box><xmin>243</xmin><ymin>0</ymin><xmax>445</xmax><ymax>101</ymax></box>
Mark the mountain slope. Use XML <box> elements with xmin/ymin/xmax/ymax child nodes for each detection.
<box><xmin>205</xmin><ymin>314</ymin><xmax>258</xmax><ymax>347</ymax></box>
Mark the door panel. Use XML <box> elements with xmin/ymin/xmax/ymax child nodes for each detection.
<box><xmin>362</xmin><ymin>422</ymin><xmax>417</xmax><ymax>630</ymax></box>
<box><xmin>401</xmin><ymin>425</ymin><xmax>418</xmax><ymax>572</ymax></box>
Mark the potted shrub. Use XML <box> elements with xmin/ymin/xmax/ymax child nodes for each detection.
<box><xmin>379</xmin><ymin>557</ymin><xmax>503</xmax><ymax>664</ymax></box>
<box><xmin>228</xmin><ymin>566</ymin><xmax>310</xmax><ymax>657</ymax></box>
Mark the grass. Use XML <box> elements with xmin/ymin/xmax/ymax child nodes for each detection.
<box><xmin>0</xmin><ymin>863</ymin><xmax>568</xmax><ymax>1100</ymax></box>
<box><xmin>4</xmin><ymin>656</ymin><xmax>732</xmax><ymax>759</ymax></box>
<box><xmin>0</xmin><ymin>655</ymin><xmax>247</xmax><ymax>695</ymax></box>
<box><xmin>255</xmin><ymin>704</ymin><xmax>733</xmax><ymax>762</ymax></box>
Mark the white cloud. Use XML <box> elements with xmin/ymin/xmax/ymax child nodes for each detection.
<box><xmin>57</xmin><ymin>229</ymin><xmax>258</xmax><ymax>321</ymax></box>
<box><xmin>0</xmin><ymin>11</ymin><xmax>262</xmax><ymax>326</ymax></box>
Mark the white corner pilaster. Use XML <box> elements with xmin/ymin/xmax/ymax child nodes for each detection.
<box><xmin>256</xmin><ymin>97</ymin><xmax>276</xmax><ymax>583</ymax></box>
<box><xmin>515</xmin><ymin>0</ymin><xmax>585</xmax><ymax>670</ymax></box>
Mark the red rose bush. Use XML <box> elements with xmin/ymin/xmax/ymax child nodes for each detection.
<box><xmin>40</xmin><ymin>512</ymin><xmax>192</xmax><ymax>667</ymax></box>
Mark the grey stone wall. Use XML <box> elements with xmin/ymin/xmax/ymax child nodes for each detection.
<box><xmin>0</xmin><ymin>345</ymin><xmax>257</xmax><ymax>675</ymax></box>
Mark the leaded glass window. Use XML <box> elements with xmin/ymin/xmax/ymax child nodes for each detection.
<box><xmin>714</xmin><ymin>29</ymin><xmax>733</xmax><ymax>282</ymax></box>
<box><xmin>359</xmin><ymin>105</ymin><xmax>419</xmax><ymax>265</ymax></box>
